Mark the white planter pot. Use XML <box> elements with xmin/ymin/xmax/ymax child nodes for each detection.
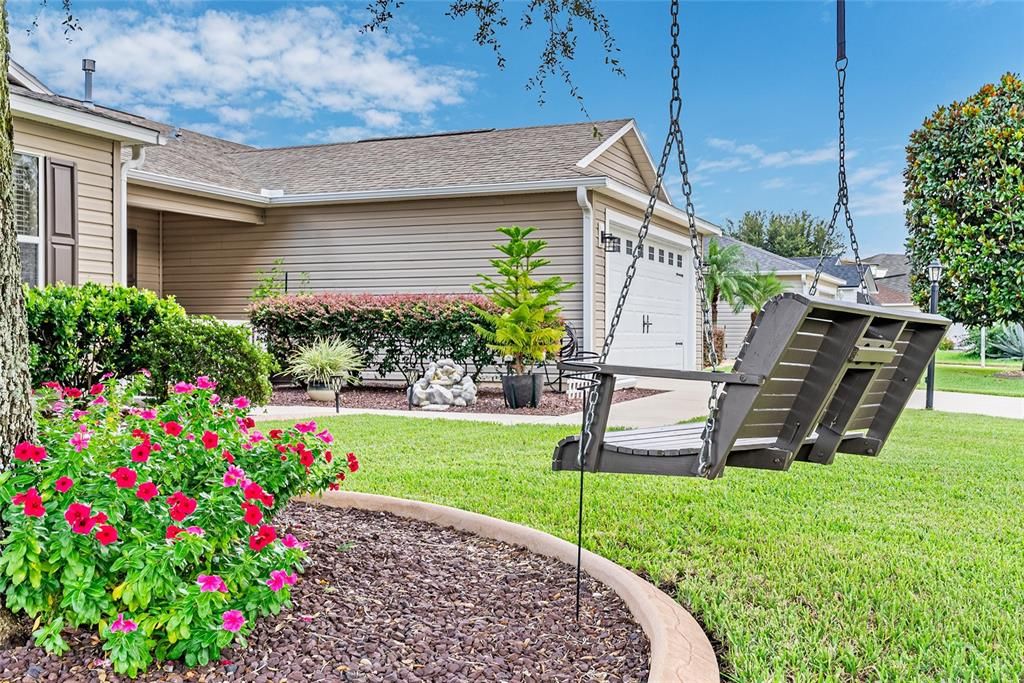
<box><xmin>305</xmin><ymin>385</ymin><xmax>336</xmax><ymax>403</ymax></box>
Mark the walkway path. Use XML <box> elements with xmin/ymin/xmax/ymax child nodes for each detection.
<box><xmin>255</xmin><ymin>384</ymin><xmax>1022</xmax><ymax>426</ymax></box>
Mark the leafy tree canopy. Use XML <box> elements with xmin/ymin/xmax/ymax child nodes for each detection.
<box><xmin>905</xmin><ymin>72</ymin><xmax>1024</xmax><ymax>327</ymax></box>
<box><xmin>724</xmin><ymin>210</ymin><xmax>845</xmax><ymax>258</ymax></box>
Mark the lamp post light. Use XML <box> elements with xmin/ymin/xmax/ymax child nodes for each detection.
<box><xmin>925</xmin><ymin>258</ymin><xmax>943</xmax><ymax>410</ymax></box>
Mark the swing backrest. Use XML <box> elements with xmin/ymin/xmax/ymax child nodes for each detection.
<box><xmin>703</xmin><ymin>293</ymin><xmax>949</xmax><ymax>478</ymax></box>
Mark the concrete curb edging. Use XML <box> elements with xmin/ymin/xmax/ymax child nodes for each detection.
<box><xmin>303</xmin><ymin>491</ymin><xmax>720</xmax><ymax>682</ymax></box>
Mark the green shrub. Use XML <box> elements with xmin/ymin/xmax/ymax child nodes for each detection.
<box><xmin>138</xmin><ymin>317</ymin><xmax>276</xmax><ymax>404</ymax></box>
<box><xmin>250</xmin><ymin>293</ymin><xmax>497</xmax><ymax>381</ymax></box>
<box><xmin>25</xmin><ymin>283</ymin><xmax>185</xmax><ymax>387</ymax></box>
<box><xmin>938</xmin><ymin>337</ymin><xmax>955</xmax><ymax>351</ymax></box>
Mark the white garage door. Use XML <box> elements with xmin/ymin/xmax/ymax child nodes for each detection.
<box><xmin>605</xmin><ymin>228</ymin><xmax>693</xmax><ymax>370</ymax></box>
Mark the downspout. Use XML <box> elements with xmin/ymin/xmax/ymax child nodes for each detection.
<box><xmin>577</xmin><ymin>186</ymin><xmax>595</xmax><ymax>353</ymax></box>
<box><xmin>119</xmin><ymin>144</ymin><xmax>146</xmax><ymax>285</ymax></box>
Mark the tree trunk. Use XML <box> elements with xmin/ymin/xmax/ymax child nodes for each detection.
<box><xmin>0</xmin><ymin>2</ymin><xmax>35</xmax><ymax>469</ymax></box>
<box><xmin>711</xmin><ymin>290</ymin><xmax>719</xmax><ymax>329</ymax></box>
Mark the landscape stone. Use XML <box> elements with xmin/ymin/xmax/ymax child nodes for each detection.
<box><xmin>409</xmin><ymin>360</ymin><xmax>478</xmax><ymax>409</ymax></box>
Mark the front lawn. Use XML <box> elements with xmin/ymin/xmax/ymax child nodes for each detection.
<box><xmin>923</xmin><ymin>365</ymin><xmax>1024</xmax><ymax>397</ymax></box>
<box><xmin>270</xmin><ymin>411</ymin><xmax>1024</xmax><ymax>681</ymax></box>
<box><xmin>935</xmin><ymin>349</ymin><xmax>1019</xmax><ymax>368</ymax></box>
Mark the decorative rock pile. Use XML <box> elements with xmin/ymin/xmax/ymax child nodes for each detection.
<box><xmin>408</xmin><ymin>359</ymin><xmax>478</xmax><ymax>409</ymax></box>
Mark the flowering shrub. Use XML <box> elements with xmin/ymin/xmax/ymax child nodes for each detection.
<box><xmin>249</xmin><ymin>293</ymin><xmax>497</xmax><ymax>381</ymax></box>
<box><xmin>0</xmin><ymin>374</ymin><xmax>356</xmax><ymax>677</ymax></box>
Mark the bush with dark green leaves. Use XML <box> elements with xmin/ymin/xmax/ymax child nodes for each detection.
<box><xmin>137</xmin><ymin>317</ymin><xmax>276</xmax><ymax>403</ymax></box>
<box><xmin>905</xmin><ymin>72</ymin><xmax>1024</xmax><ymax>330</ymax></box>
<box><xmin>25</xmin><ymin>283</ymin><xmax>185</xmax><ymax>387</ymax></box>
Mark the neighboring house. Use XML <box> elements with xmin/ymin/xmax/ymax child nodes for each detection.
<box><xmin>865</xmin><ymin>252</ymin><xmax>966</xmax><ymax>343</ymax></box>
<box><xmin>706</xmin><ymin>235</ymin><xmax>844</xmax><ymax>357</ymax></box>
<box><xmin>789</xmin><ymin>254</ymin><xmax>878</xmax><ymax>304</ymax></box>
<box><xmin>8</xmin><ymin>61</ymin><xmax>721</xmax><ymax>370</ymax></box>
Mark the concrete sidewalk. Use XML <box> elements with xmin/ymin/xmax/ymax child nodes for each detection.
<box><xmin>254</xmin><ymin>383</ymin><xmax>1021</xmax><ymax>427</ymax></box>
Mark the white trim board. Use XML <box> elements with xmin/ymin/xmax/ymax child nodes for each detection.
<box><xmin>11</xmin><ymin>93</ymin><xmax>162</xmax><ymax>145</ymax></box>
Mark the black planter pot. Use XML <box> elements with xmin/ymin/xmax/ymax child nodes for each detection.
<box><xmin>502</xmin><ymin>372</ymin><xmax>544</xmax><ymax>409</ymax></box>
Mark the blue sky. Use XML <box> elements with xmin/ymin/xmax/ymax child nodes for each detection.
<box><xmin>9</xmin><ymin>0</ymin><xmax>1023</xmax><ymax>254</ymax></box>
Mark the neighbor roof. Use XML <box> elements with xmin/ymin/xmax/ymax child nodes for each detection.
<box><xmin>789</xmin><ymin>255</ymin><xmax>868</xmax><ymax>288</ymax></box>
<box><xmin>864</xmin><ymin>252</ymin><xmax>910</xmax><ymax>277</ymax></box>
<box><xmin>708</xmin><ymin>235</ymin><xmax>831</xmax><ymax>276</ymax></box>
<box><xmin>873</xmin><ymin>273</ymin><xmax>913</xmax><ymax>305</ymax></box>
<box><xmin>124</xmin><ymin>119</ymin><xmax>633</xmax><ymax>195</ymax></box>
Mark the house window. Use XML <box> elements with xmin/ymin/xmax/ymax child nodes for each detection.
<box><xmin>658</xmin><ymin>249</ymin><xmax>665</xmax><ymax>263</ymax></box>
<box><xmin>625</xmin><ymin>239</ymin><xmax>633</xmax><ymax>255</ymax></box>
<box><xmin>13</xmin><ymin>153</ymin><xmax>43</xmax><ymax>286</ymax></box>
<box><xmin>668</xmin><ymin>252</ymin><xmax>675</xmax><ymax>266</ymax></box>
<box><xmin>648</xmin><ymin>246</ymin><xmax>655</xmax><ymax>260</ymax></box>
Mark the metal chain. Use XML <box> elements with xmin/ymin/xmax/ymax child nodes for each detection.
<box><xmin>809</xmin><ymin>55</ymin><xmax>867</xmax><ymax>295</ymax></box>
<box><xmin>577</xmin><ymin>0</ymin><xmax>718</xmax><ymax>476</ymax></box>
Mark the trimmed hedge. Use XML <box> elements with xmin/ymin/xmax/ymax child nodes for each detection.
<box><xmin>249</xmin><ymin>294</ymin><xmax>497</xmax><ymax>381</ymax></box>
<box><xmin>25</xmin><ymin>283</ymin><xmax>185</xmax><ymax>387</ymax></box>
<box><xmin>137</xmin><ymin>316</ymin><xmax>276</xmax><ymax>403</ymax></box>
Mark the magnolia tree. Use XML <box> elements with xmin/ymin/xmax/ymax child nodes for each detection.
<box><xmin>905</xmin><ymin>72</ymin><xmax>1024</xmax><ymax>367</ymax></box>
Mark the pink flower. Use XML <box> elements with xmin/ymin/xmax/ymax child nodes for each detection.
<box><xmin>295</xmin><ymin>420</ymin><xmax>317</xmax><ymax>434</ymax></box>
<box><xmin>140</xmin><ymin>368</ymin><xmax>152</xmax><ymax>378</ymax></box>
<box><xmin>90</xmin><ymin>395</ymin><xmax>108</xmax><ymax>407</ymax></box>
<box><xmin>110</xmin><ymin>613</ymin><xmax>137</xmax><ymax>633</ymax></box>
<box><xmin>248</xmin><ymin>430</ymin><xmax>265</xmax><ymax>444</ymax></box>
<box><xmin>315</xmin><ymin>429</ymin><xmax>334</xmax><ymax>444</ymax></box>
<box><xmin>50</xmin><ymin>400</ymin><xmax>66</xmax><ymax>413</ymax></box>
<box><xmin>173</xmin><ymin>381</ymin><xmax>195</xmax><ymax>394</ymax></box>
<box><xmin>265</xmin><ymin>570</ymin><xmax>298</xmax><ymax>592</ymax></box>
<box><xmin>69</xmin><ymin>426</ymin><xmax>92</xmax><ymax>452</ymax></box>
<box><xmin>222</xmin><ymin>466</ymin><xmax>246</xmax><ymax>488</ymax></box>
<box><xmin>195</xmin><ymin>376</ymin><xmax>218</xmax><ymax>390</ymax></box>
<box><xmin>71</xmin><ymin>409</ymin><xmax>88</xmax><ymax>422</ymax></box>
<box><xmin>54</xmin><ymin>477</ymin><xmax>74</xmax><ymax>493</ymax></box>
<box><xmin>196</xmin><ymin>574</ymin><xmax>227</xmax><ymax>593</ymax></box>
<box><xmin>281</xmin><ymin>533</ymin><xmax>308</xmax><ymax>549</ymax></box>
<box><xmin>209</xmin><ymin>394</ymin><xmax>221</xmax><ymax>405</ymax></box>
<box><xmin>233</xmin><ymin>396</ymin><xmax>251</xmax><ymax>410</ymax></box>
<box><xmin>186</xmin><ymin>525</ymin><xmax>205</xmax><ymax>536</ymax></box>
<box><xmin>138</xmin><ymin>409</ymin><xmax>157</xmax><ymax>420</ymax></box>
<box><xmin>201</xmin><ymin>430</ymin><xmax>220</xmax><ymax>450</ymax></box>
<box><xmin>221</xmin><ymin>610</ymin><xmax>246</xmax><ymax>633</ymax></box>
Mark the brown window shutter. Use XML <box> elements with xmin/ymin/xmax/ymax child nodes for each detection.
<box><xmin>45</xmin><ymin>158</ymin><xmax>78</xmax><ymax>285</ymax></box>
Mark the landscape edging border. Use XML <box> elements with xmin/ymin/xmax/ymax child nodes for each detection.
<box><xmin>303</xmin><ymin>490</ymin><xmax>720</xmax><ymax>682</ymax></box>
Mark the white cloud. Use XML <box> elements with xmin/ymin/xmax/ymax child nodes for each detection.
<box><xmin>761</xmin><ymin>177</ymin><xmax>791</xmax><ymax>190</ymax></box>
<box><xmin>11</xmin><ymin>5</ymin><xmax>474</xmax><ymax>139</ymax></box>
<box><xmin>700</xmin><ymin>137</ymin><xmax>850</xmax><ymax>173</ymax></box>
<box><xmin>850</xmin><ymin>171</ymin><xmax>906</xmax><ymax>217</ymax></box>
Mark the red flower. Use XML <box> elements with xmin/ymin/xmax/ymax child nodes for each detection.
<box><xmin>222</xmin><ymin>450</ymin><xmax>235</xmax><ymax>464</ymax></box>
<box><xmin>166</xmin><ymin>525</ymin><xmax>184</xmax><ymax>540</ymax></box>
<box><xmin>162</xmin><ymin>421</ymin><xmax>183</xmax><ymax>437</ymax></box>
<box><xmin>130</xmin><ymin>442</ymin><xmax>151</xmax><ymax>463</ymax></box>
<box><xmin>64</xmin><ymin>502</ymin><xmax>91</xmax><ymax>525</ymax></box>
<box><xmin>96</xmin><ymin>525</ymin><xmax>118</xmax><ymax>545</ymax></box>
<box><xmin>167</xmin><ymin>491</ymin><xmax>197</xmax><ymax>521</ymax></box>
<box><xmin>132</xmin><ymin>428</ymin><xmax>148</xmax><ymax>439</ymax></box>
<box><xmin>13</xmin><ymin>441</ymin><xmax>46</xmax><ymax>463</ymax></box>
<box><xmin>243</xmin><ymin>482</ymin><xmax>265</xmax><ymax>502</ymax></box>
<box><xmin>275</xmin><ymin>444</ymin><xmax>288</xmax><ymax>454</ymax></box>
<box><xmin>269</xmin><ymin>429</ymin><xmax>283</xmax><ymax>440</ymax></box>
<box><xmin>328</xmin><ymin>482</ymin><xmax>340</xmax><ymax>491</ymax></box>
<box><xmin>91</xmin><ymin>511</ymin><xmax>108</xmax><ymax>525</ymax></box>
<box><xmin>248</xmin><ymin>525</ymin><xmax>276</xmax><ymax>552</ymax></box>
<box><xmin>347</xmin><ymin>453</ymin><xmax>359</xmax><ymax>473</ymax></box>
<box><xmin>336</xmin><ymin>472</ymin><xmax>346</xmax><ymax>481</ymax></box>
<box><xmin>240</xmin><ymin>502</ymin><xmax>263</xmax><ymax>526</ymax></box>
<box><xmin>260</xmin><ymin>492</ymin><xmax>275</xmax><ymax>508</ymax></box>
<box><xmin>110</xmin><ymin>467</ymin><xmax>138</xmax><ymax>489</ymax></box>
<box><xmin>242</xmin><ymin>417</ymin><xmax>256</xmax><ymax>429</ymax></box>
<box><xmin>13</xmin><ymin>488</ymin><xmax>45</xmax><ymax>517</ymax></box>
<box><xmin>89</xmin><ymin>383</ymin><xmax>105</xmax><ymax>395</ymax></box>
<box><xmin>136</xmin><ymin>481</ymin><xmax>159</xmax><ymax>501</ymax></box>
<box><xmin>201</xmin><ymin>430</ymin><xmax>219</xmax><ymax>450</ymax></box>
<box><xmin>299</xmin><ymin>449</ymin><xmax>314</xmax><ymax>469</ymax></box>
<box><xmin>42</xmin><ymin>381</ymin><xmax>63</xmax><ymax>392</ymax></box>
<box><xmin>280</xmin><ymin>455</ymin><xmax>288</xmax><ymax>462</ymax></box>
<box><xmin>54</xmin><ymin>477</ymin><xmax>74</xmax><ymax>493</ymax></box>
<box><xmin>63</xmin><ymin>387</ymin><xmax>83</xmax><ymax>399</ymax></box>
<box><xmin>324</xmin><ymin>450</ymin><xmax>333</xmax><ymax>463</ymax></box>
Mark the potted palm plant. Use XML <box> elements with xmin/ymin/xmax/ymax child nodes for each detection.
<box><xmin>472</xmin><ymin>226</ymin><xmax>573</xmax><ymax>408</ymax></box>
<box><xmin>287</xmin><ymin>337</ymin><xmax>365</xmax><ymax>402</ymax></box>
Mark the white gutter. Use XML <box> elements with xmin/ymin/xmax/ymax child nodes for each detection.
<box><xmin>128</xmin><ymin>170</ymin><xmax>269</xmax><ymax>206</ymax></box>
<box><xmin>601</xmin><ymin>179</ymin><xmax>721</xmax><ymax>235</ymax></box>
<box><xmin>577</xmin><ymin>186</ymin><xmax>596</xmax><ymax>354</ymax></box>
<box><xmin>118</xmin><ymin>145</ymin><xmax>147</xmax><ymax>284</ymax></box>
<box><xmin>11</xmin><ymin>93</ymin><xmax>162</xmax><ymax>145</ymax></box>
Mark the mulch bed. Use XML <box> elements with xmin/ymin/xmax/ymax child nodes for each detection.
<box><xmin>269</xmin><ymin>385</ymin><xmax>662</xmax><ymax>417</ymax></box>
<box><xmin>0</xmin><ymin>502</ymin><xmax>650</xmax><ymax>682</ymax></box>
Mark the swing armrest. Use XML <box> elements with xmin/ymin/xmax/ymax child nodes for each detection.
<box><xmin>557</xmin><ymin>361</ymin><xmax>764</xmax><ymax>386</ymax></box>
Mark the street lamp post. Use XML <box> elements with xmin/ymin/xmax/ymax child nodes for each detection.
<box><xmin>925</xmin><ymin>258</ymin><xmax>944</xmax><ymax>410</ymax></box>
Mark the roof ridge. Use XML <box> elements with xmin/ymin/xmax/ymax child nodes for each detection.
<box><xmin>715</xmin><ymin>234</ymin><xmax>810</xmax><ymax>270</ymax></box>
<box><xmin>226</xmin><ymin>118</ymin><xmax>633</xmax><ymax>156</ymax></box>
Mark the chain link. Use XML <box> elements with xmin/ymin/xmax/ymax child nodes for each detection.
<box><xmin>809</xmin><ymin>62</ymin><xmax>867</xmax><ymax>297</ymax></box>
<box><xmin>577</xmin><ymin>0</ymin><xmax>719</xmax><ymax>477</ymax></box>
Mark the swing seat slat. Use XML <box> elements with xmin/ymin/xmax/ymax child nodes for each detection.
<box><xmin>552</xmin><ymin>293</ymin><xmax>949</xmax><ymax>479</ymax></box>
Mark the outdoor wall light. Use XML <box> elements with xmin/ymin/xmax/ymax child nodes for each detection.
<box><xmin>600</xmin><ymin>231</ymin><xmax>621</xmax><ymax>253</ymax></box>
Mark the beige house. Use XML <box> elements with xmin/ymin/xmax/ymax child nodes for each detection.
<box><xmin>10</xmin><ymin>61</ymin><xmax>720</xmax><ymax>370</ymax></box>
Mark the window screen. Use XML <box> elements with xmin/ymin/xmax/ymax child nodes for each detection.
<box><xmin>13</xmin><ymin>153</ymin><xmax>41</xmax><ymax>286</ymax></box>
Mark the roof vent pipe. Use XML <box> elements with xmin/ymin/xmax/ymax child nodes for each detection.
<box><xmin>82</xmin><ymin>58</ymin><xmax>95</xmax><ymax>108</ymax></box>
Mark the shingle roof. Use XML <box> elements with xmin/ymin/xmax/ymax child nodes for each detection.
<box><xmin>873</xmin><ymin>272</ymin><xmax>913</xmax><ymax>305</ymax></box>
<box><xmin>789</xmin><ymin>255</ymin><xmax>866</xmax><ymax>288</ymax></box>
<box><xmin>864</xmin><ymin>252</ymin><xmax>910</xmax><ymax>278</ymax></box>
<box><xmin>10</xmin><ymin>84</ymin><xmax>163</xmax><ymax>136</ymax></box>
<box><xmin>127</xmin><ymin>118</ymin><xmax>632</xmax><ymax>195</ymax></box>
<box><xmin>707</xmin><ymin>235</ymin><xmax>815</xmax><ymax>274</ymax></box>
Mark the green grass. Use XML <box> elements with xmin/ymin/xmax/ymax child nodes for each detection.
<box><xmin>921</xmin><ymin>365</ymin><xmax>1024</xmax><ymax>397</ymax></box>
<box><xmin>270</xmin><ymin>412</ymin><xmax>1024</xmax><ymax>681</ymax></box>
<box><xmin>935</xmin><ymin>350</ymin><xmax>1020</xmax><ymax>368</ymax></box>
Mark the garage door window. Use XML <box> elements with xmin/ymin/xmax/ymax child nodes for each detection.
<box><xmin>13</xmin><ymin>153</ymin><xmax>43</xmax><ymax>286</ymax></box>
<box><xmin>648</xmin><ymin>246</ymin><xmax>655</xmax><ymax>260</ymax></box>
<box><xmin>668</xmin><ymin>252</ymin><xmax>675</xmax><ymax>266</ymax></box>
<box><xmin>625</xmin><ymin>239</ymin><xmax>633</xmax><ymax>255</ymax></box>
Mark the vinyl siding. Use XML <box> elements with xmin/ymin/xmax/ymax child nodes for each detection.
<box><xmin>159</xmin><ymin>191</ymin><xmax>587</xmax><ymax>335</ymax></box>
<box><xmin>587</xmin><ymin>138</ymin><xmax>649</xmax><ymax>193</ymax></box>
<box><xmin>127</xmin><ymin>184</ymin><xmax>266</xmax><ymax>224</ymax></box>
<box><xmin>13</xmin><ymin>118</ymin><xmax>116</xmax><ymax>283</ymax></box>
<box><xmin>127</xmin><ymin>206</ymin><xmax>162</xmax><ymax>293</ymax></box>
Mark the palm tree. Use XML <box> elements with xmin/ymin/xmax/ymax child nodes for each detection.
<box><xmin>704</xmin><ymin>240</ymin><xmax>750</xmax><ymax>328</ymax></box>
<box><xmin>739</xmin><ymin>267</ymin><xmax>786</xmax><ymax>326</ymax></box>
